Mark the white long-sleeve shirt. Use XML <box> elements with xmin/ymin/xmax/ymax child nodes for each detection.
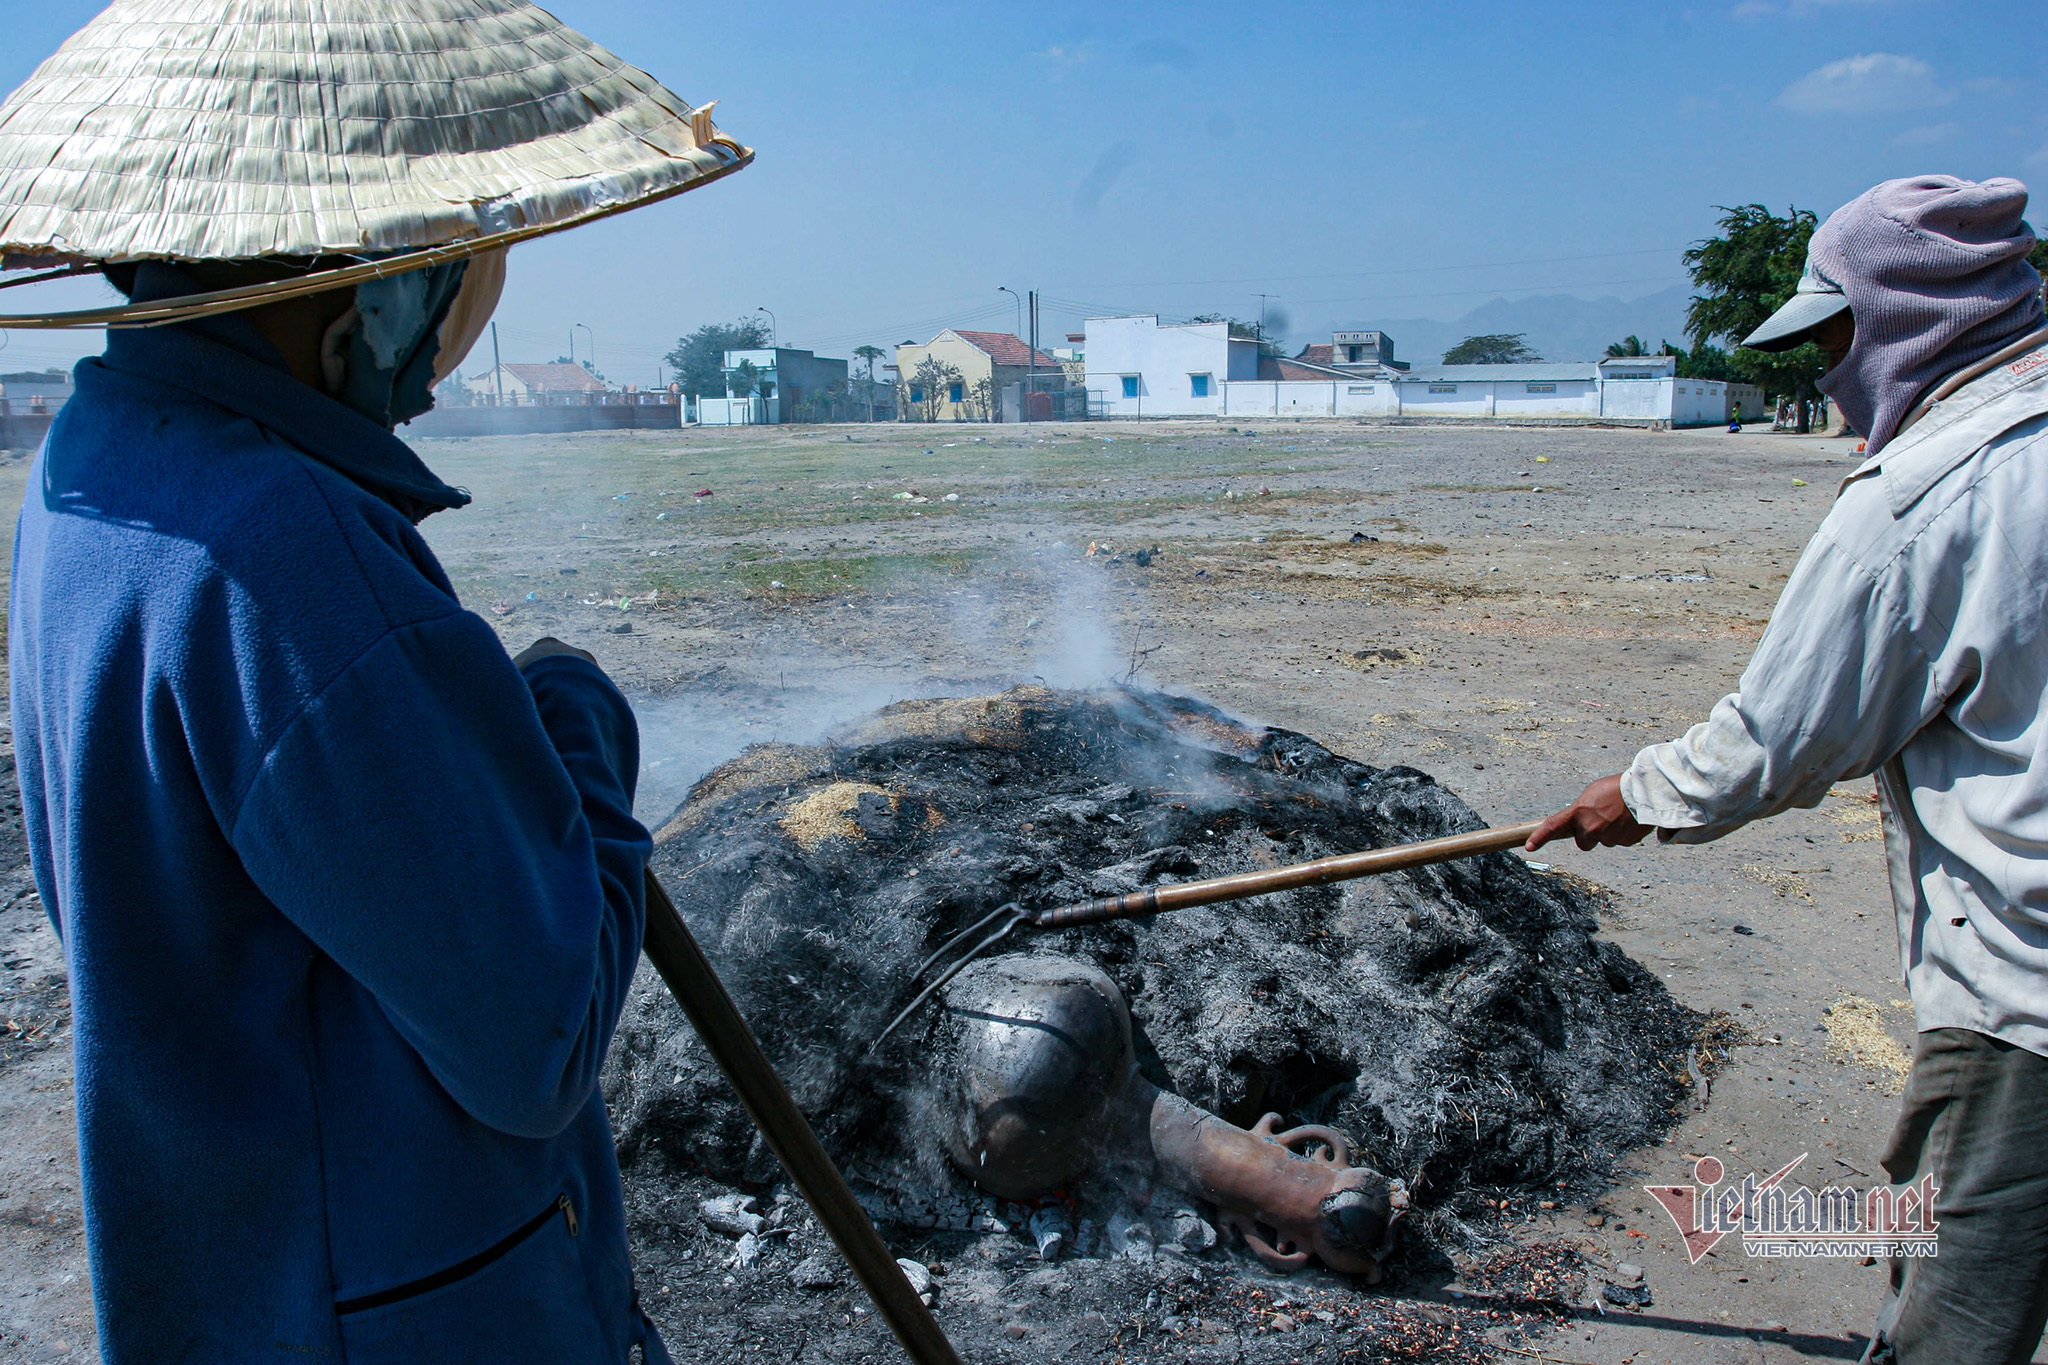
<box><xmin>1623</xmin><ymin>339</ymin><xmax>2048</xmax><ymax>1055</ymax></box>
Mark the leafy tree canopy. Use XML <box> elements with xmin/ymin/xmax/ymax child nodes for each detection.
<box><xmin>1442</xmin><ymin>333</ymin><xmax>1539</xmax><ymax>364</ymax></box>
<box><xmin>1605</xmin><ymin>335</ymin><xmax>1649</xmax><ymax>357</ymax></box>
<box><xmin>1684</xmin><ymin>204</ymin><xmax>1825</xmax><ymax>403</ymax></box>
<box><xmin>663</xmin><ymin>317</ymin><xmax>771</xmax><ymax>398</ymax></box>
<box><xmin>1659</xmin><ymin>340</ymin><xmax>1736</xmax><ymax>382</ymax></box>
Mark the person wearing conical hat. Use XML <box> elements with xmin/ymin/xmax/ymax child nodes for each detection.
<box><xmin>1531</xmin><ymin>176</ymin><xmax>2048</xmax><ymax>1365</ymax></box>
<box><xmin>0</xmin><ymin>3</ymin><xmax>751</xmax><ymax>1360</ymax></box>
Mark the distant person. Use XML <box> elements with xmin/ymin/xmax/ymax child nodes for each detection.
<box><xmin>1728</xmin><ymin>399</ymin><xmax>1744</xmax><ymax>432</ymax></box>
<box><xmin>1530</xmin><ymin>175</ymin><xmax>2048</xmax><ymax>1365</ymax></box>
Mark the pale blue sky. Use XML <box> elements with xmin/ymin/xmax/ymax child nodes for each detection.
<box><xmin>5</xmin><ymin>0</ymin><xmax>2042</xmax><ymax>381</ymax></box>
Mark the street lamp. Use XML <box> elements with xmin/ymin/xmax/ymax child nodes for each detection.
<box><xmin>999</xmin><ymin>287</ymin><xmax>1027</xmax><ymax>423</ymax></box>
<box><xmin>756</xmin><ymin>306</ymin><xmax>776</xmax><ymax>346</ymax></box>
<box><xmin>574</xmin><ymin>322</ymin><xmax>593</xmax><ymax>371</ymax></box>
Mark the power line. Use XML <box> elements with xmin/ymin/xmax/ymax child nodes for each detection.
<box><xmin>1061</xmin><ymin>245</ymin><xmax>1688</xmax><ymax>292</ymax></box>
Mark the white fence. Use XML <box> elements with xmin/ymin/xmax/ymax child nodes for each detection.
<box><xmin>1213</xmin><ymin>377</ymin><xmax>1746</xmax><ymax>426</ymax></box>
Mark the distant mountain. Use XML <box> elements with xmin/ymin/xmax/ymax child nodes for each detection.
<box><xmin>1339</xmin><ymin>284</ymin><xmax>1696</xmax><ymax>366</ymax></box>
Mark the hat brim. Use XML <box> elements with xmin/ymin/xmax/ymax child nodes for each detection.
<box><xmin>0</xmin><ymin>147</ymin><xmax>751</xmax><ymax>330</ymax></box>
<box><xmin>1742</xmin><ymin>290</ymin><xmax>1850</xmax><ymax>352</ymax></box>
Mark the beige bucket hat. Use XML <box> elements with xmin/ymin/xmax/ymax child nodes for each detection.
<box><xmin>0</xmin><ymin>0</ymin><xmax>752</xmax><ymax>327</ymax></box>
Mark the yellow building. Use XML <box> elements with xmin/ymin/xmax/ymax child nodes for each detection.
<box><xmin>894</xmin><ymin>329</ymin><xmax>1061</xmax><ymax>422</ymax></box>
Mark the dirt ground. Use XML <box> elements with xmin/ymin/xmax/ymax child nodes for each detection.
<box><xmin>0</xmin><ymin>415</ymin><xmax>1969</xmax><ymax>1363</ymax></box>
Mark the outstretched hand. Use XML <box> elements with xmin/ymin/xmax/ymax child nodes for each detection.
<box><xmin>1526</xmin><ymin>774</ymin><xmax>1654</xmax><ymax>852</ymax></box>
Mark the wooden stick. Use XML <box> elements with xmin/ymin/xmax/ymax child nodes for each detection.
<box><xmin>641</xmin><ymin>869</ymin><xmax>961</xmax><ymax>1365</ymax></box>
<box><xmin>1030</xmin><ymin>821</ymin><xmax>1546</xmax><ymax>929</ymax></box>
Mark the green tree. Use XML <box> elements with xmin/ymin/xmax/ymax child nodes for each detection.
<box><xmin>1442</xmin><ymin>333</ymin><xmax>1539</xmax><ymax>364</ymax></box>
<box><xmin>1604</xmin><ymin>335</ymin><xmax>1649</xmax><ymax>357</ymax></box>
<box><xmin>907</xmin><ymin>356</ymin><xmax>960</xmax><ymax>423</ymax></box>
<box><xmin>1684</xmin><ymin>204</ymin><xmax>1825</xmax><ymax>430</ymax></box>
<box><xmin>1659</xmin><ymin>340</ymin><xmax>1736</xmax><ymax>382</ymax></box>
<box><xmin>725</xmin><ymin>359</ymin><xmax>762</xmax><ymax>399</ymax></box>
<box><xmin>851</xmin><ymin>344</ymin><xmax>886</xmax><ymax>421</ymax></box>
<box><xmin>663</xmin><ymin>317</ymin><xmax>771</xmax><ymax>399</ymax></box>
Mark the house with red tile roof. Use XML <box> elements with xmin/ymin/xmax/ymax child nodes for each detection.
<box><xmin>467</xmin><ymin>361</ymin><xmax>611</xmax><ymax>404</ymax></box>
<box><xmin>896</xmin><ymin>329</ymin><xmax>1064</xmax><ymax>422</ymax></box>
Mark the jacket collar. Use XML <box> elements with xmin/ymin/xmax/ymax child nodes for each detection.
<box><xmin>1836</xmin><ymin>333</ymin><xmax>2048</xmax><ymax>518</ymax></box>
<box><xmin>96</xmin><ymin>307</ymin><xmax>469</xmax><ymax>523</ymax></box>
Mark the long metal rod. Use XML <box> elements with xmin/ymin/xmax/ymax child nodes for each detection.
<box><xmin>1030</xmin><ymin>820</ymin><xmax>1544</xmax><ymax>929</ymax></box>
<box><xmin>871</xmin><ymin>820</ymin><xmax>1548</xmax><ymax>1049</ymax></box>
<box><xmin>640</xmin><ymin>869</ymin><xmax>961</xmax><ymax>1365</ymax></box>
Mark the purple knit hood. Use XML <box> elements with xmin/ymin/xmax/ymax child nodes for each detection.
<box><xmin>1811</xmin><ymin>175</ymin><xmax>2044</xmax><ymax>453</ymax></box>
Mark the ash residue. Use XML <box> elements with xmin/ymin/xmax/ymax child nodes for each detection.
<box><xmin>606</xmin><ymin>685</ymin><xmax>1698</xmax><ymax>1215</ymax></box>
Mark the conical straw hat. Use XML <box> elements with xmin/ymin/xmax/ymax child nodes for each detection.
<box><xmin>0</xmin><ymin>0</ymin><xmax>752</xmax><ymax>327</ymax></box>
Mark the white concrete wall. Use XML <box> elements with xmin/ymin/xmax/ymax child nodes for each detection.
<box><xmin>1727</xmin><ymin>383</ymin><xmax>1766</xmax><ymax>423</ymax></box>
<box><xmin>1226</xmin><ymin>338</ymin><xmax>1262</xmax><ymax>381</ymax></box>
<box><xmin>1084</xmin><ymin>315</ymin><xmax>1232</xmax><ymax>417</ymax></box>
<box><xmin>1396</xmin><ymin>380</ymin><xmax>1491</xmax><ymax>417</ymax></box>
<box><xmin>1671</xmin><ymin>380</ymin><xmax>1723</xmax><ymax>426</ymax></box>
<box><xmin>1334</xmin><ymin>381</ymin><xmax>1397</xmax><ymax>416</ymax></box>
<box><xmin>1599</xmin><ymin>379</ymin><xmax>1672</xmax><ymax>419</ymax></box>
<box><xmin>697</xmin><ymin>397</ymin><xmax>767</xmax><ymax>425</ymax></box>
<box><xmin>1493</xmin><ymin>380</ymin><xmax>1599</xmax><ymax>417</ymax></box>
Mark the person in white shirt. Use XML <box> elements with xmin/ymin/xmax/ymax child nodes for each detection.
<box><xmin>1529</xmin><ymin>174</ymin><xmax>2048</xmax><ymax>1365</ymax></box>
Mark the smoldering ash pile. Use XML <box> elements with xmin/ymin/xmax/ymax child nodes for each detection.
<box><xmin>605</xmin><ymin>686</ymin><xmax>1698</xmax><ymax>1279</ymax></box>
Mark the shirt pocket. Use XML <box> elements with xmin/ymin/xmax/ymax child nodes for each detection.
<box><xmin>336</xmin><ymin>1192</ymin><xmax>613</xmax><ymax>1364</ymax></box>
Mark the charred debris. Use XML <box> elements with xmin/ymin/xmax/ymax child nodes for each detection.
<box><xmin>606</xmin><ymin>685</ymin><xmax>1701</xmax><ymax>1290</ymax></box>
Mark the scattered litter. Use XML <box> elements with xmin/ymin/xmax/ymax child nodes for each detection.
<box><xmin>1349</xmin><ymin>531</ymin><xmax>1378</xmax><ymax>543</ymax></box>
<box><xmin>694</xmin><ymin>489</ymin><xmax>713</xmax><ymax>498</ymax></box>
<box><xmin>1132</xmin><ymin>548</ymin><xmax>1153</xmax><ymax>567</ymax></box>
<box><xmin>614</xmin><ymin>492</ymin><xmax>631</xmax><ymax>500</ymax></box>
<box><xmin>489</xmin><ymin>600</ymin><xmax>513</xmax><ymax>616</ymax></box>
<box><xmin>729</xmin><ymin>1231</ymin><xmax>763</xmax><ymax>1269</ymax></box>
<box><xmin>609</xmin><ymin>622</ymin><xmax>632</xmax><ymax>634</ymax></box>
<box><xmin>655</xmin><ymin>511</ymin><xmax>668</xmax><ymax>520</ymax></box>
<box><xmin>1732</xmin><ymin>924</ymin><xmax>1754</xmax><ymax>936</ymax></box>
<box><xmin>942</xmin><ymin>493</ymin><xmax>960</xmax><ymax>502</ymax></box>
<box><xmin>1792</xmin><ymin>479</ymin><xmax>1809</xmax><ymax>487</ymax></box>
<box><xmin>558</xmin><ymin>567</ymin><xmax>578</xmax><ymax>575</ymax></box>
<box><xmin>1601</xmin><ymin>1282</ymin><xmax>1652</xmax><ymax>1309</ymax></box>
<box><xmin>1613</xmin><ymin>1262</ymin><xmax>1643</xmax><ymax>1283</ymax></box>
<box><xmin>523</xmin><ymin>591</ymin><xmax>539</xmax><ymax>602</ymax></box>
<box><xmin>1534</xmin><ymin>456</ymin><xmax>1550</xmax><ymax>463</ymax></box>
<box><xmin>769</xmin><ymin>580</ymin><xmax>787</xmax><ymax>590</ymax></box>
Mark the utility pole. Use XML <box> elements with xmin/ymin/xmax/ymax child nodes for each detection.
<box><xmin>1253</xmin><ymin>293</ymin><xmax>1276</xmax><ymax>348</ymax></box>
<box><xmin>492</xmin><ymin>320</ymin><xmax>504</xmax><ymax>406</ymax></box>
<box><xmin>998</xmin><ymin>286</ymin><xmax>1023</xmax><ymax>423</ymax></box>
<box><xmin>1026</xmin><ymin>290</ymin><xmax>1037</xmax><ymax>424</ymax></box>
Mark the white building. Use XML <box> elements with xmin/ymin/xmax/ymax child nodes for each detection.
<box><xmin>1083</xmin><ymin>315</ymin><xmax>1262</xmax><ymax>418</ymax></box>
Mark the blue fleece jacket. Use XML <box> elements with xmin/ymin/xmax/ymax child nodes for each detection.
<box><xmin>9</xmin><ymin>312</ymin><xmax>665</xmax><ymax>1364</ymax></box>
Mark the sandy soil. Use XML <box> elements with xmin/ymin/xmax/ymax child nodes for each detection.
<box><xmin>0</xmin><ymin>416</ymin><xmax>1964</xmax><ymax>1363</ymax></box>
